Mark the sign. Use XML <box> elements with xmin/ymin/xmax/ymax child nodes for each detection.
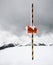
<box><xmin>26</xmin><ymin>25</ymin><xmax>37</xmax><ymax>34</ymax></box>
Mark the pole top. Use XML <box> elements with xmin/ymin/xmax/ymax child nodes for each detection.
<box><xmin>32</xmin><ymin>0</ymin><xmax>34</xmax><ymax>4</ymax></box>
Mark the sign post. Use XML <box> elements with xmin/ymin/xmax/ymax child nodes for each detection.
<box><xmin>26</xmin><ymin>2</ymin><xmax>37</xmax><ymax>60</ymax></box>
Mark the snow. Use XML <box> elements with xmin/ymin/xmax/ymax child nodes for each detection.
<box><xmin>0</xmin><ymin>31</ymin><xmax>53</xmax><ymax>46</ymax></box>
<box><xmin>0</xmin><ymin>46</ymin><xmax>53</xmax><ymax>65</ymax></box>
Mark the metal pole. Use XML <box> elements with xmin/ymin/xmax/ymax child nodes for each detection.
<box><xmin>32</xmin><ymin>3</ymin><xmax>34</xmax><ymax>60</ymax></box>
<box><xmin>32</xmin><ymin>3</ymin><xmax>34</xmax><ymax>26</ymax></box>
<box><xmin>32</xmin><ymin>33</ymin><xmax>34</xmax><ymax>60</ymax></box>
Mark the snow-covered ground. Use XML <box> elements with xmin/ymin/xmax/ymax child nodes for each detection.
<box><xmin>0</xmin><ymin>46</ymin><xmax>53</xmax><ymax>65</ymax></box>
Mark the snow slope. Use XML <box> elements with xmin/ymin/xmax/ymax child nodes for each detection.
<box><xmin>0</xmin><ymin>46</ymin><xmax>53</xmax><ymax>65</ymax></box>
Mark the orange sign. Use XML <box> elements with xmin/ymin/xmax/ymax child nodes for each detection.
<box><xmin>26</xmin><ymin>25</ymin><xmax>37</xmax><ymax>34</ymax></box>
